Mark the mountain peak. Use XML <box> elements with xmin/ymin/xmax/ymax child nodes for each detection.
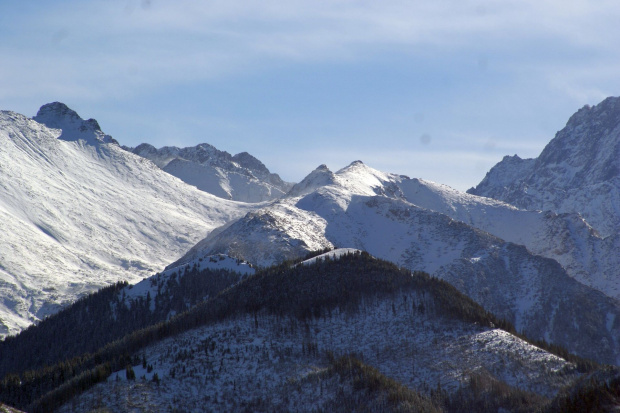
<box><xmin>36</xmin><ymin>101</ymin><xmax>75</xmax><ymax>115</ymax></box>
<box><xmin>339</xmin><ymin>160</ymin><xmax>367</xmax><ymax>171</ymax></box>
<box><xmin>535</xmin><ymin>95</ymin><xmax>620</xmax><ymax>180</ymax></box>
<box><xmin>566</xmin><ymin>96</ymin><xmax>620</xmax><ymax>130</ymax></box>
<box><xmin>232</xmin><ymin>152</ymin><xmax>270</xmax><ymax>177</ymax></box>
<box><xmin>468</xmin><ymin>95</ymin><xmax>620</xmax><ymax>236</ymax></box>
<box><xmin>34</xmin><ymin>102</ymin><xmax>81</xmax><ymax>128</ymax></box>
<box><xmin>287</xmin><ymin>164</ymin><xmax>336</xmax><ymax>197</ymax></box>
<box><xmin>33</xmin><ymin>102</ymin><xmax>116</xmax><ymax>145</ymax></box>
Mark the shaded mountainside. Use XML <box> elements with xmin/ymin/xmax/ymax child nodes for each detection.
<box><xmin>0</xmin><ymin>104</ymin><xmax>255</xmax><ymax>337</ymax></box>
<box><xmin>33</xmin><ymin>102</ymin><xmax>119</xmax><ymax>145</ymax></box>
<box><xmin>0</xmin><ymin>257</ymin><xmax>249</xmax><ymax>379</ymax></box>
<box><xmin>124</xmin><ymin>142</ymin><xmax>293</xmax><ymax>202</ymax></box>
<box><xmin>547</xmin><ymin>367</ymin><xmax>620</xmax><ymax>412</ymax></box>
<box><xmin>0</xmin><ymin>252</ymin><xmax>598</xmax><ymax>412</ymax></box>
<box><xmin>169</xmin><ymin>161</ymin><xmax>620</xmax><ymax>366</ymax></box>
<box><xmin>468</xmin><ymin>96</ymin><xmax>620</xmax><ymax>238</ymax></box>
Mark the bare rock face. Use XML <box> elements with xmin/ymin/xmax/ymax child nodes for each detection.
<box><xmin>469</xmin><ymin>96</ymin><xmax>620</xmax><ymax>238</ymax></box>
<box><xmin>34</xmin><ymin>102</ymin><xmax>118</xmax><ymax>145</ymax></box>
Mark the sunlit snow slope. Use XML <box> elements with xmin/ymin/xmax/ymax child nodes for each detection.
<box><xmin>172</xmin><ymin>161</ymin><xmax>620</xmax><ymax>365</ymax></box>
<box><xmin>0</xmin><ymin>103</ymin><xmax>256</xmax><ymax>337</ymax></box>
<box><xmin>125</xmin><ymin>143</ymin><xmax>293</xmax><ymax>202</ymax></box>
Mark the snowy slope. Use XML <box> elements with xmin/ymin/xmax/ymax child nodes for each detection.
<box><xmin>122</xmin><ymin>254</ymin><xmax>255</xmax><ymax>307</ymax></box>
<box><xmin>170</xmin><ymin>161</ymin><xmax>620</xmax><ymax>364</ymax></box>
<box><xmin>469</xmin><ymin>96</ymin><xmax>620</xmax><ymax>238</ymax></box>
<box><xmin>177</xmin><ymin>161</ymin><xmax>620</xmax><ymax>301</ymax></box>
<box><xmin>58</xmin><ymin>260</ymin><xmax>579</xmax><ymax>412</ymax></box>
<box><xmin>125</xmin><ymin>143</ymin><xmax>293</xmax><ymax>202</ymax></box>
<box><xmin>299</xmin><ymin>248</ymin><xmax>362</xmax><ymax>266</ymax></box>
<box><xmin>396</xmin><ymin>177</ymin><xmax>620</xmax><ymax>302</ymax></box>
<box><xmin>0</xmin><ymin>104</ymin><xmax>256</xmax><ymax>337</ymax></box>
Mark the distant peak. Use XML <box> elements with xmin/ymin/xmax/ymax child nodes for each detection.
<box><xmin>339</xmin><ymin>160</ymin><xmax>371</xmax><ymax>173</ymax></box>
<box><xmin>287</xmin><ymin>164</ymin><xmax>336</xmax><ymax>197</ymax></box>
<box><xmin>134</xmin><ymin>143</ymin><xmax>157</xmax><ymax>152</ymax></box>
<box><xmin>35</xmin><ymin>102</ymin><xmax>81</xmax><ymax>124</ymax></box>
<box><xmin>309</xmin><ymin>163</ymin><xmax>334</xmax><ymax>175</ymax></box>
<box><xmin>84</xmin><ymin>118</ymin><xmax>102</xmax><ymax>131</ymax></box>
<box><xmin>195</xmin><ymin>143</ymin><xmax>218</xmax><ymax>152</ymax></box>
<box><xmin>501</xmin><ymin>154</ymin><xmax>524</xmax><ymax>162</ymax></box>
<box><xmin>565</xmin><ymin>95</ymin><xmax>620</xmax><ymax>129</ymax></box>
<box><xmin>232</xmin><ymin>152</ymin><xmax>269</xmax><ymax>175</ymax></box>
<box><xmin>33</xmin><ymin>102</ymin><xmax>117</xmax><ymax>145</ymax></box>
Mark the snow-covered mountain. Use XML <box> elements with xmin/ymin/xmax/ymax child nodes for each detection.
<box><xmin>468</xmin><ymin>96</ymin><xmax>620</xmax><ymax>238</ymax></box>
<box><xmin>124</xmin><ymin>142</ymin><xmax>293</xmax><ymax>202</ymax></box>
<box><xmin>393</xmin><ymin>177</ymin><xmax>620</xmax><ymax>302</ymax></box>
<box><xmin>170</xmin><ymin>160</ymin><xmax>620</xmax><ymax>365</ymax></box>
<box><xmin>0</xmin><ymin>103</ymin><xmax>256</xmax><ymax>337</ymax></box>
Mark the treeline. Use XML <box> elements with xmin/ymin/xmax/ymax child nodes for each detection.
<box><xmin>322</xmin><ymin>353</ymin><xmax>616</xmax><ymax>413</ymax></box>
<box><xmin>0</xmin><ymin>281</ymin><xmax>133</xmax><ymax>377</ymax></box>
<box><xmin>443</xmin><ymin>370</ymin><xmax>548</xmax><ymax>413</ymax></box>
<box><xmin>0</xmin><ymin>267</ymin><xmax>242</xmax><ymax>379</ymax></box>
<box><xmin>545</xmin><ymin>367</ymin><xmax>620</xmax><ymax>412</ymax></box>
<box><xmin>317</xmin><ymin>354</ymin><xmax>550</xmax><ymax>413</ymax></box>
<box><xmin>0</xmin><ymin>250</ymin><xmax>603</xmax><ymax>411</ymax></box>
<box><xmin>0</xmin><ymin>267</ymin><xmax>243</xmax><ymax>411</ymax></box>
<box><xmin>318</xmin><ymin>353</ymin><xmax>443</xmax><ymax>413</ymax></box>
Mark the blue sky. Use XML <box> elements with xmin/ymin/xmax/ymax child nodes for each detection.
<box><xmin>1</xmin><ymin>0</ymin><xmax>619</xmax><ymax>191</ymax></box>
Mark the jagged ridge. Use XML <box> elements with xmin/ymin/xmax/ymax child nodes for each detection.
<box><xmin>468</xmin><ymin>96</ymin><xmax>620</xmax><ymax>238</ymax></box>
<box><xmin>124</xmin><ymin>142</ymin><xmax>293</xmax><ymax>202</ymax></box>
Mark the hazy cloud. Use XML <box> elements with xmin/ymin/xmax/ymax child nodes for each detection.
<box><xmin>1</xmin><ymin>0</ymin><xmax>619</xmax><ymax>190</ymax></box>
<box><xmin>2</xmin><ymin>0</ymin><xmax>619</xmax><ymax>102</ymax></box>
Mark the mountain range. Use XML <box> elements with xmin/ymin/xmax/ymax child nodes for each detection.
<box><xmin>169</xmin><ymin>159</ymin><xmax>620</xmax><ymax>365</ymax></box>
<box><xmin>123</xmin><ymin>142</ymin><xmax>292</xmax><ymax>202</ymax></box>
<box><xmin>0</xmin><ymin>97</ymin><xmax>619</xmax><ymax>411</ymax></box>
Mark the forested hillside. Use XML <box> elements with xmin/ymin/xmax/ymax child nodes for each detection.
<box><xmin>0</xmin><ymin>251</ymin><xmax>610</xmax><ymax>412</ymax></box>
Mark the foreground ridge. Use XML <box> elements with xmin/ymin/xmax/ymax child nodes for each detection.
<box><xmin>0</xmin><ymin>251</ymin><xmax>601</xmax><ymax>412</ymax></box>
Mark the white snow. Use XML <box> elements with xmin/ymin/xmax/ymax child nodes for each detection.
<box><xmin>0</xmin><ymin>108</ymin><xmax>257</xmax><ymax>337</ymax></box>
<box><xmin>299</xmin><ymin>248</ymin><xmax>363</xmax><ymax>266</ymax></box>
<box><xmin>128</xmin><ymin>143</ymin><xmax>293</xmax><ymax>203</ymax></box>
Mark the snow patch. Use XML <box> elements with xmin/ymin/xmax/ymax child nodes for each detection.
<box><xmin>299</xmin><ymin>248</ymin><xmax>363</xmax><ymax>266</ymax></box>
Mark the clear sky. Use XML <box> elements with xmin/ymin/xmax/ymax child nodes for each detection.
<box><xmin>1</xmin><ymin>1</ymin><xmax>619</xmax><ymax>191</ymax></box>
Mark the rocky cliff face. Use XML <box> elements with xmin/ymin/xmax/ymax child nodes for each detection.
<box><xmin>33</xmin><ymin>102</ymin><xmax>119</xmax><ymax>145</ymax></box>
<box><xmin>468</xmin><ymin>96</ymin><xmax>620</xmax><ymax>238</ymax></box>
